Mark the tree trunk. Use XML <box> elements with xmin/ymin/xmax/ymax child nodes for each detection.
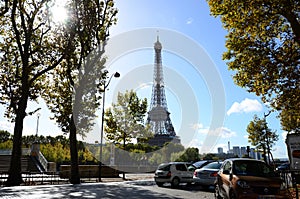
<box><xmin>69</xmin><ymin>115</ymin><xmax>80</xmax><ymax>184</ymax></box>
<box><xmin>5</xmin><ymin>98</ymin><xmax>27</xmax><ymax>186</ymax></box>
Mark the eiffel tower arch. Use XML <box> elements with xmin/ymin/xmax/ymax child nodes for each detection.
<box><xmin>146</xmin><ymin>36</ymin><xmax>181</xmax><ymax>147</ymax></box>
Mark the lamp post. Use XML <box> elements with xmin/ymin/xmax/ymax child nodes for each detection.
<box><xmin>99</xmin><ymin>72</ymin><xmax>120</xmax><ymax>182</ymax></box>
<box><xmin>36</xmin><ymin>113</ymin><xmax>41</xmax><ymax>137</ymax></box>
<box><xmin>263</xmin><ymin>111</ymin><xmax>271</xmax><ymax>164</ymax></box>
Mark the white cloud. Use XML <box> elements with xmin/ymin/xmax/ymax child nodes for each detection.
<box><xmin>188</xmin><ymin>124</ymin><xmax>237</xmax><ymax>153</ymax></box>
<box><xmin>0</xmin><ymin>119</ymin><xmax>44</xmax><ymax>136</ymax></box>
<box><xmin>186</xmin><ymin>17</ymin><xmax>193</xmax><ymax>24</ymax></box>
<box><xmin>193</xmin><ymin>124</ymin><xmax>236</xmax><ymax>139</ymax></box>
<box><xmin>272</xmin><ymin>145</ymin><xmax>288</xmax><ymax>158</ymax></box>
<box><xmin>281</xmin><ymin>131</ymin><xmax>288</xmax><ymax>140</ymax></box>
<box><xmin>187</xmin><ymin>139</ymin><xmax>203</xmax><ymax>149</ymax></box>
<box><xmin>190</xmin><ymin>123</ymin><xmax>204</xmax><ymax>130</ymax></box>
<box><xmin>0</xmin><ymin>121</ymin><xmax>14</xmax><ymax>133</ymax></box>
<box><xmin>211</xmin><ymin>127</ymin><xmax>233</xmax><ymax>138</ymax></box>
<box><xmin>227</xmin><ymin>98</ymin><xmax>263</xmax><ymax>115</ymax></box>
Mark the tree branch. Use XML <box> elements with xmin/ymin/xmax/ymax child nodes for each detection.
<box><xmin>0</xmin><ymin>0</ymin><xmax>9</xmax><ymax>17</ymax></box>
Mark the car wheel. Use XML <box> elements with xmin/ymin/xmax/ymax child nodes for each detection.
<box><xmin>156</xmin><ymin>182</ymin><xmax>164</xmax><ymax>187</ymax></box>
<box><xmin>202</xmin><ymin>185</ymin><xmax>209</xmax><ymax>190</ymax></box>
<box><xmin>229</xmin><ymin>190</ymin><xmax>236</xmax><ymax>199</ymax></box>
<box><xmin>214</xmin><ymin>184</ymin><xmax>223</xmax><ymax>199</ymax></box>
<box><xmin>171</xmin><ymin>177</ymin><xmax>180</xmax><ymax>187</ymax></box>
<box><xmin>186</xmin><ymin>182</ymin><xmax>192</xmax><ymax>186</ymax></box>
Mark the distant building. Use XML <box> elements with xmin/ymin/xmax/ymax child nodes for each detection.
<box><xmin>250</xmin><ymin>148</ymin><xmax>256</xmax><ymax>159</ymax></box>
<box><xmin>218</xmin><ymin>147</ymin><xmax>224</xmax><ymax>154</ymax></box>
<box><xmin>257</xmin><ymin>151</ymin><xmax>262</xmax><ymax>160</ymax></box>
<box><xmin>220</xmin><ymin>143</ymin><xmax>263</xmax><ymax>160</ymax></box>
<box><xmin>233</xmin><ymin>146</ymin><xmax>241</xmax><ymax>157</ymax></box>
<box><xmin>241</xmin><ymin>147</ymin><xmax>247</xmax><ymax>157</ymax></box>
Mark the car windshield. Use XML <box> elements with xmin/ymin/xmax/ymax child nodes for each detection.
<box><xmin>203</xmin><ymin>162</ymin><xmax>222</xmax><ymax>169</ymax></box>
<box><xmin>233</xmin><ymin>160</ymin><xmax>276</xmax><ymax>177</ymax></box>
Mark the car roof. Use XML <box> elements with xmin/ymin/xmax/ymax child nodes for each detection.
<box><xmin>192</xmin><ymin>160</ymin><xmax>213</xmax><ymax>166</ymax></box>
<box><xmin>159</xmin><ymin>162</ymin><xmax>190</xmax><ymax>166</ymax></box>
<box><xmin>169</xmin><ymin>162</ymin><xmax>191</xmax><ymax>164</ymax></box>
<box><xmin>225</xmin><ymin>158</ymin><xmax>265</xmax><ymax>163</ymax></box>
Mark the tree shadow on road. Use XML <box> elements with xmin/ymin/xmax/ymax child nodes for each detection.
<box><xmin>158</xmin><ymin>183</ymin><xmax>215</xmax><ymax>193</ymax></box>
<box><xmin>0</xmin><ymin>183</ymin><xmax>183</xmax><ymax>199</ymax></box>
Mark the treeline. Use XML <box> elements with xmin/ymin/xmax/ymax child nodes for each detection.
<box><xmin>0</xmin><ymin>130</ymin><xmax>210</xmax><ymax>166</ymax></box>
<box><xmin>0</xmin><ymin>130</ymin><xmax>95</xmax><ymax>164</ymax></box>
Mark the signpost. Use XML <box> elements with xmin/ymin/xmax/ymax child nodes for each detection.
<box><xmin>286</xmin><ymin>134</ymin><xmax>300</xmax><ymax>198</ymax></box>
<box><xmin>286</xmin><ymin>134</ymin><xmax>300</xmax><ymax>170</ymax></box>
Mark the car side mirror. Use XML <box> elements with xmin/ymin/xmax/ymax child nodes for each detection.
<box><xmin>229</xmin><ymin>173</ymin><xmax>233</xmax><ymax>181</ymax></box>
<box><xmin>223</xmin><ymin>170</ymin><xmax>230</xmax><ymax>175</ymax></box>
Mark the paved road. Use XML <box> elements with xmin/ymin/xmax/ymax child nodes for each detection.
<box><xmin>0</xmin><ymin>175</ymin><xmax>215</xmax><ymax>199</ymax></box>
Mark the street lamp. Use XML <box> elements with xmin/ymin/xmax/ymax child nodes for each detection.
<box><xmin>36</xmin><ymin>113</ymin><xmax>41</xmax><ymax>137</ymax></box>
<box><xmin>99</xmin><ymin>72</ymin><xmax>120</xmax><ymax>182</ymax></box>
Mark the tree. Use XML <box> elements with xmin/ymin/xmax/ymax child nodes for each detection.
<box><xmin>175</xmin><ymin>147</ymin><xmax>200</xmax><ymax>162</ymax></box>
<box><xmin>42</xmin><ymin>0</ymin><xmax>117</xmax><ymax>184</ymax></box>
<box><xmin>247</xmin><ymin>115</ymin><xmax>279</xmax><ymax>164</ymax></box>
<box><xmin>0</xmin><ymin>130</ymin><xmax>11</xmax><ymax>143</ymax></box>
<box><xmin>0</xmin><ymin>0</ymin><xmax>72</xmax><ymax>186</ymax></box>
<box><xmin>148</xmin><ymin>142</ymin><xmax>185</xmax><ymax>165</ymax></box>
<box><xmin>104</xmin><ymin>90</ymin><xmax>150</xmax><ymax>148</ymax></box>
<box><xmin>22</xmin><ymin>135</ymin><xmax>36</xmax><ymax>148</ymax></box>
<box><xmin>207</xmin><ymin>0</ymin><xmax>300</xmax><ymax>133</ymax></box>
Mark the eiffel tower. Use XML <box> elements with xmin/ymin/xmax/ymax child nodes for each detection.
<box><xmin>146</xmin><ymin>36</ymin><xmax>180</xmax><ymax>147</ymax></box>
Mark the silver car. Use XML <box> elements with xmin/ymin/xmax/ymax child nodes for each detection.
<box><xmin>193</xmin><ymin>161</ymin><xmax>222</xmax><ymax>188</ymax></box>
<box><xmin>154</xmin><ymin>162</ymin><xmax>194</xmax><ymax>187</ymax></box>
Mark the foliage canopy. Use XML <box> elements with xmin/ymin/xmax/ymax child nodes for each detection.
<box><xmin>105</xmin><ymin>90</ymin><xmax>151</xmax><ymax>147</ymax></box>
<box><xmin>247</xmin><ymin>114</ymin><xmax>279</xmax><ymax>163</ymax></box>
<box><xmin>208</xmin><ymin>0</ymin><xmax>300</xmax><ymax>133</ymax></box>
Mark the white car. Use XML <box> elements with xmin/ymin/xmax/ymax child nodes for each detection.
<box><xmin>154</xmin><ymin>162</ymin><xmax>194</xmax><ymax>187</ymax></box>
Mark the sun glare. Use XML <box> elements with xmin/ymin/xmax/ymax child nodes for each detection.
<box><xmin>51</xmin><ymin>0</ymin><xmax>68</xmax><ymax>23</ymax></box>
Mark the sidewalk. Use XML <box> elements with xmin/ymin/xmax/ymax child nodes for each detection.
<box><xmin>0</xmin><ymin>173</ymin><xmax>154</xmax><ymax>186</ymax></box>
<box><xmin>100</xmin><ymin>173</ymin><xmax>154</xmax><ymax>182</ymax></box>
<box><xmin>0</xmin><ymin>174</ymin><xmax>156</xmax><ymax>199</ymax></box>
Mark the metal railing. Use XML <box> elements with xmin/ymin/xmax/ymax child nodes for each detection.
<box><xmin>37</xmin><ymin>151</ymin><xmax>48</xmax><ymax>172</ymax></box>
<box><xmin>277</xmin><ymin>170</ymin><xmax>299</xmax><ymax>199</ymax></box>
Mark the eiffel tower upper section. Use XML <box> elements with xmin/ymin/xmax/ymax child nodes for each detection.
<box><xmin>147</xmin><ymin>36</ymin><xmax>177</xmax><ymax>139</ymax></box>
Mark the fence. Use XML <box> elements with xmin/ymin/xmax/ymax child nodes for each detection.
<box><xmin>277</xmin><ymin>170</ymin><xmax>300</xmax><ymax>199</ymax></box>
<box><xmin>0</xmin><ymin>171</ymin><xmax>68</xmax><ymax>186</ymax></box>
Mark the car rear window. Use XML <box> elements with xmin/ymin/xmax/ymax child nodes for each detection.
<box><xmin>158</xmin><ymin>164</ymin><xmax>171</xmax><ymax>171</ymax></box>
<box><xmin>203</xmin><ymin>162</ymin><xmax>222</xmax><ymax>169</ymax></box>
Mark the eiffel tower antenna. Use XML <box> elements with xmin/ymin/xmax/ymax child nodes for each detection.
<box><xmin>146</xmin><ymin>35</ymin><xmax>180</xmax><ymax>146</ymax></box>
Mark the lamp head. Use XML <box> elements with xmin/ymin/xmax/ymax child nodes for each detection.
<box><xmin>114</xmin><ymin>72</ymin><xmax>120</xmax><ymax>78</ymax></box>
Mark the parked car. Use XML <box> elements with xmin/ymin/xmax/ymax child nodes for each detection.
<box><xmin>193</xmin><ymin>161</ymin><xmax>222</xmax><ymax>188</ymax></box>
<box><xmin>189</xmin><ymin>160</ymin><xmax>214</xmax><ymax>170</ymax></box>
<box><xmin>215</xmin><ymin>158</ymin><xmax>288</xmax><ymax>199</ymax></box>
<box><xmin>154</xmin><ymin>162</ymin><xmax>194</xmax><ymax>187</ymax></box>
<box><xmin>276</xmin><ymin>162</ymin><xmax>290</xmax><ymax>171</ymax></box>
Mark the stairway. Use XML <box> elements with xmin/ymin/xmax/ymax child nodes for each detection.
<box><xmin>0</xmin><ymin>155</ymin><xmax>40</xmax><ymax>173</ymax></box>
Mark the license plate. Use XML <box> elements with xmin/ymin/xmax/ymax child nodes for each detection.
<box><xmin>258</xmin><ymin>195</ymin><xmax>276</xmax><ymax>199</ymax></box>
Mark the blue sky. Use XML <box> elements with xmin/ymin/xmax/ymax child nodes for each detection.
<box><xmin>0</xmin><ymin>0</ymin><xmax>288</xmax><ymax>158</ymax></box>
<box><xmin>105</xmin><ymin>0</ymin><xmax>288</xmax><ymax>158</ymax></box>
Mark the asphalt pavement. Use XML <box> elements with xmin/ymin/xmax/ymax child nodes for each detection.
<box><xmin>0</xmin><ymin>174</ymin><xmax>215</xmax><ymax>199</ymax></box>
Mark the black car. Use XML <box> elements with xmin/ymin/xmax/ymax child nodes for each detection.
<box><xmin>188</xmin><ymin>160</ymin><xmax>213</xmax><ymax>171</ymax></box>
<box><xmin>276</xmin><ymin>162</ymin><xmax>290</xmax><ymax>171</ymax></box>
